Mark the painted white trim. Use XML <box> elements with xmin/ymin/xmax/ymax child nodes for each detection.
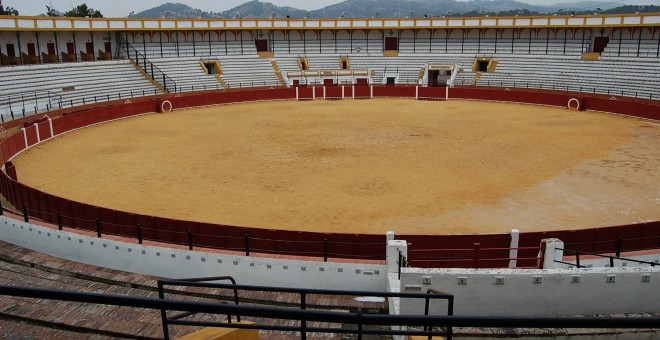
<box><xmin>567</xmin><ymin>97</ymin><xmax>580</xmax><ymax>110</ymax></box>
<box><xmin>0</xmin><ymin>216</ymin><xmax>386</xmax><ymax>290</ymax></box>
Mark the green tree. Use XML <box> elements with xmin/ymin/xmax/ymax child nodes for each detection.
<box><xmin>0</xmin><ymin>6</ymin><xmax>19</xmax><ymax>16</ymax></box>
<box><xmin>64</xmin><ymin>3</ymin><xmax>103</xmax><ymax>18</ymax></box>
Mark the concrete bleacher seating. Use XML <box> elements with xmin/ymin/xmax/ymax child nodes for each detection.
<box><xmin>472</xmin><ymin>55</ymin><xmax>660</xmax><ymax>99</ymax></box>
<box><xmin>602</xmin><ymin>39</ymin><xmax>660</xmax><ymax>58</ymax></box>
<box><xmin>149</xmin><ymin>57</ymin><xmax>224</xmax><ymax>92</ymax></box>
<box><xmin>131</xmin><ymin>40</ymin><xmax>258</xmax><ymax>59</ymax></box>
<box><xmin>217</xmin><ymin>55</ymin><xmax>281</xmax><ymax>88</ymax></box>
<box><xmin>399</xmin><ymin>38</ymin><xmax>587</xmax><ymax>56</ymax></box>
<box><xmin>0</xmin><ymin>60</ymin><xmax>160</xmax><ymax>121</ymax></box>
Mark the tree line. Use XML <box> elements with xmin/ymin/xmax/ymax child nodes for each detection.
<box><xmin>0</xmin><ymin>2</ymin><xmax>103</xmax><ymax>17</ymax></box>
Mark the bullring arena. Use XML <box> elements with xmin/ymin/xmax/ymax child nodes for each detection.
<box><xmin>13</xmin><ymin>99</ymin><xmax>659</xmax><ymax>234</ymax></box>
<box><xmin>0</xmin><ymin>10</ymin><xmax>659</xmax><ymax>339</ymax></box>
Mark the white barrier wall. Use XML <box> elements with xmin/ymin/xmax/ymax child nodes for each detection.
<box><xmin>0</xmin><ymin>216</ymin><xmax>386</xmax><ymax>291</ymax></box>
<box><xmin>399</xmin><ymin>266</ymin><xmax>660</xmax><ymax>316</ymax></box>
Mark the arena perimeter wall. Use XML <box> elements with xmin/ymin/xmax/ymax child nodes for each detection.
<box><xmin>0</xmin><ymin>86</ymin><xmax>658</xmax><ymax>267</ymax></box>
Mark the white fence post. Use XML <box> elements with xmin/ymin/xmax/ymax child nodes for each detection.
<box><xmin>509</xmin><ymin>228</ymin><xmax>520</xmax><ymax>268</ymax></box>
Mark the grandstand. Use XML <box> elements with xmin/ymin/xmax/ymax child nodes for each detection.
<box><xmin>0</xmin><ymin>11</ymin><xmax>659</xmax><ymax>339</ymax></box>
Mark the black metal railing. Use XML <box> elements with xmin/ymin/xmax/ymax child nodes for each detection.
<box><xmin>17</xmin><ymin>205</ymin><xmax>385</xmax><ymax>261</ymax></box>
<box><xmin>118</xmin><ymin>34</ymin><xmax>178</xmax><ymax>93</ymax></box>
<box><xmin>555</xmin><ymin>247</ymin><xmax>659</xmax><ymax>269</ymax></box>
<box><xmin>0</xmin><ymin>284</ymin><xmax>658</xmax><ymax>339</ymax></box>
<box><xmin>456</xmin><ymin>79</ymin><xmax>656</xmax><ymax>100</ymax></box>
<box><xmin>0</xmin><ymin>87</ymin><xmax>162</xmax><ymax>122</ymax></box>
<box><xmin>156</xmin><ymin>275</ymin><xmax>454</xmax><ymax>340</ymax></box>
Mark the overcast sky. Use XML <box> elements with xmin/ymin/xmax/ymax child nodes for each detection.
<box><xmin>3</xmin><ymin>0</ymin><xmax>653</xmax><ymax>17</ymax></box>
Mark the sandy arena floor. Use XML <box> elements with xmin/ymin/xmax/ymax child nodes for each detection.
<box><xmin>13</xmin><ymin>99</ymin><xmax>660</xmax><ymax>234</ymax></box>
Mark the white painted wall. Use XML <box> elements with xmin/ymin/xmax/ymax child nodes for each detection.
<box><xmin>0</xmin><ymin>216</ymin><xmax>386</xmax><ymax>291</ymax></box>
<box><xmin>399</xmin><ymin>266</ymin><xmax>660</xmax><ymax>317</ymax></box>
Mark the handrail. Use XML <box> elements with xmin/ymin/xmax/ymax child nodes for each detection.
<box><xmin>117</xmin><ymin>34</ymin><xmax>179</xmax><ymax>93</ymax></box>
<box><xmin>0</xmin><ymin>284</ymin><xmax>659</xmax><ymax>338</ymax></box>
<box><xmin>425</xmin><ymin>288</ymin><xmax>454</xmax><ymax>340</ymax></box>
<box><xmin>158</xmin><ymin>276</ymin><xmax>241</xmax><ymax>339</ymax></box>
<box><xmin>555</xmin><ymin>247</ymin><xmax>658</xmax><ymax>268</ymax></box>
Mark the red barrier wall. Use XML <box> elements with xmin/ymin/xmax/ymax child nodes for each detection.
<box><xmin>0</xmin><ymin>86</ymin><xmax>657</xmax><ymax>265</ymax></box>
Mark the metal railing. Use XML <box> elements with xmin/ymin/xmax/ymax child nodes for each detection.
<box><xmin>12</xmin><ymin>205</ymin><xmax>385</xmax><ymax>261</ymax></box>
<box><xmin>0</xmin><ymin>88</ymin><xmax>163</xmax><ymax>122</ymax></box>
<box><xmin>118</xmin><ymin>34</ymin><xmax>178</xmax><ymax>93</ymax></box>
<box><xmin>456</xmin><ymin>78</ymin><xmax>656</xmax><ymax>100</ymax></box>
<box><xmin>555</xmin><ymin>247</ymin><xmax>659</xmax><ymax>269</ymax></box>
<box><xmin>0</xmin><ymin>284</ymin><xmax>658</xmax><ymax>339</ymax></box>
<box><xmin>156</xmin><ymin>275</ymin><xmax>455</xmax><ymax>340</ymax></box>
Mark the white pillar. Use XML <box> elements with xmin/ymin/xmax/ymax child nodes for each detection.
<box><xmin>323</xmin><ymin>86</ymin><xmax>326</xmax><ymax>99</ymax></box>
<box><xmin>352</xmin><ymin>85</ymin><xmax>355</xmax><ymax>99</ymax></box>
<box><xmin>21</xmin><ymin>128</ymin><xmax>28</xmax><ymax>148</ymax></box>
<box><xmin>312</xmin><ymin>87</ymin><xmax>316</xmax><ymax>100</ymax></box>
<box><xmin>386</xmin><ymin>230</ymin><xmax>395</xmax><ymax>242</ymax></box>
<box><xmin>295</xmin><ymin>86</ymin><xmax>299</xmax><ymax>100</ymax></box>
<box><xmin>445</xmin><ymin>85</ymin><xmax>449</xmax><ymax>100</ymax></box>
<box><xmin>341</xmin><ymin>86</ymin><xmax>345</xmax><ymax>99</ymax></box>
<box><xmin>47</xmin><ymin>116</ymin><xmax>54</xmax><ymax>138</ymax></box>
<box><xmin>415</xmin><ymin>86</ymin><xmax>419</xmax><ymax>100</ymax></box>
<box><xmin>387</xmin><ymin>240</ymin><xmax>408</xmax><ymax>274</ymax></box>
<box><xmin>509</xmin><ymin>229</ymin><xmax>520</xmax><ymax>268</ymax></box>
<box><xmin>541</xmin><ymin>238</ymin><xmax>564</xmax><ymax>269</ymax></box>
<box><xmin>35</xmin><ymin>124</ymin><xmax>40</xmax><ymax>143</ymax></box>
<box><xmin>370</xmin><ymin>85</ymin><xmax>373</xmax><ymax>99</ymax></box>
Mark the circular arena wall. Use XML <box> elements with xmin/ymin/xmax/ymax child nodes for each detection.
<box><xmin>1</xmin><ymin>86</ymin><xmax>659</xmax><ymax>268</ymax></box>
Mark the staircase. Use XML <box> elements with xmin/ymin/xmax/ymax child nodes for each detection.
<box><xmin>472</xmin><ymin>72</ymin><xmax>482</xmax><ymax>86</ymax></box>
<box><xmin>129</xmin><ymin>59</ymin><xmax>167</xmax><ymax>93</ymax></box>
<box><xmin>200</xmin><ymin>59</ymin><xmax>228</xmax><ymax>89</ymax></box>
<box><xmin>271</xmin><ymin>60</ymin><xmax>286</xmax><ymax>86</ymax></box>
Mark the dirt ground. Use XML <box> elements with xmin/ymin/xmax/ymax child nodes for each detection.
<box><xmin>12</xmin><ymin>99</ymin><xmax>660</xmax><ymax>235</ymax></box>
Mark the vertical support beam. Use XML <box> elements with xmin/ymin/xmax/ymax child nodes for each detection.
<box><xmin>563</xmin><ymin>27</ymin><xmax>568</xmax><ymax>55</ymax></box>
<box><xmin>54</xmin><ymin>31</ymin><xmax>60</xmax><ymax>62</ymax></box>
<box><xmin>545</xmin><ymin>28</ymin><xmax>550</xmax><ymax>54</ymax></box>
<box><xmin>415</xmin><ymin>86</ymin><xmax>419</xmax><ymax>100</ymax></box>
<box><xmin>16</xmin><ymin>31</ymin><xmax>22</xmax><ymax>63</ymax></box>
<box><xmin>618</xmin><ymin>27</ymin><xmax>623</xmax><ymax>56</ymax></box>
<box><xmin>445</xmin><ymin>85</ymin><xmax>449</xmax><ymax>100</ymax></box>
<box><xmin>494</xmin><ymin>29</ymin><xmax>498</xmax><ymax>54</ymax></box>
<box><xmin>370</xmin><ymin>85</ymin><xmax>373</xmax><ymax>99</ymax></box>
<box><xmin>352</xmin><ymin>85</ymin><xmax>355</xmax><ymax>99</ymax></box>
<box><xmin>323</xmin><ymin>86</ymin><xmax>326</xmax><ymax>100</ymax></box>
<box><xmin>142</xmin><ymin>31</ymin><xmax>147</xmax><ymax>57</ymax></box>
<box><xmin>581</xmin><ymin>27</ymin><xmax>586</xmax><ymax>53</ymax></box>
<box><xmin>192</xmin><ymin>30</ymin><xmax>196</xmax><ymax>57</ymax></box>
<box><xmin>72</xmin><ymin>30</ymin><xmax>77</xmax><ymax>61</ymax></box>
<box><xmin>159</xmin><ymin>31</ymin><xmax>163</xmax><ymax>57</ymax></box>
<box><xmin>511</xmin><ymin>28</ymin><xmax>515</xmax><ymax>54</ymax></box>
<box><xmin>175</xmin><ymin>31</ymin><xmax>180</xmax><ymax>57</ymax></box>
<box><xmin>637</xmin><ymin>27</ymin><xmax>642</xmax><ymax>57</ymax></box>
<box><xmin>509</xmin><ymin>229</ymin><xmax>520</xmax><ymax>268</ymax></box>
<box><xmin>528</xmin><ymin>28</ymin><xmax>532</xmax><ymax>54</ymax></box>
<box><xmin>295</xmin><ymin>86</ymin><xmax>299</xmax><ymax>100</ymax></box>
<box><xmin>477</xmin><ymin>28</ymin><xmax>481</xmax><ymax>54</ymax></box>
<box><xmin>35</xmin><ymin>31</ymin><xmax>41</xmax><ymax>63</ymax></box>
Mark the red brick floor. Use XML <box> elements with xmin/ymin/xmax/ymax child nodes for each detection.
<box><xmin>0</xmin><ymin>240</ymin><xmax>388</xmax><ymax>339</ymax></box>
